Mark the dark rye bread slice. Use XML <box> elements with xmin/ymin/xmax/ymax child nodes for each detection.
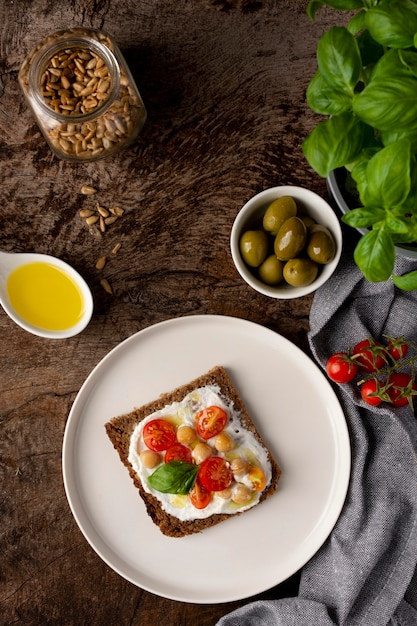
<box><xmin>105</xmin><ymin>366</ymin><xmax>281</xmax><ymax>537</ymax></box>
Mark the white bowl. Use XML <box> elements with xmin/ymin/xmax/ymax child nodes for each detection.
<box><xmin>230</xmin><ymin>186</ymin><xmax>342</xmax><ymax>299</ymax></box>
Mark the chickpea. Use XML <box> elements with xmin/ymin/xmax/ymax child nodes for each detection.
<box><xmin>214</xmin><ymin>431</ymin><xmax>234</xmax><ymax>453</ymax></box>
<box><xmin>230</xmin><ymin>457</ymin><xmax>248</xmax><ymax>477</ymax></box>
<box><xmin>217</xmin><ymin>487</ymin><xmax>233</xmax><ymax>499</ymax></box>
<box><xmin>232</xmin><ymin>484</ymin><xmax>252</xmax><ymax>504</ymax></box>
<box><xmin>192</xmin><ymin>442</ymin><xmax>213</xmax><ymax>464</ymax></box>
<box><xmin>177</xmin><ymin>425</ymin><xmax>197</xmax><ymax>445</ymax></box>
<box><xmin>140</xmin><ymin>449</ymin><xmax>161</xmax><ymax>469</ymax></box>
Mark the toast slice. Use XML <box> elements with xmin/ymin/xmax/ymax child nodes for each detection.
<box><xmin>105</xmin><ymin>366</ymin><xmax>281</xmax><ymax>537</ymax></box>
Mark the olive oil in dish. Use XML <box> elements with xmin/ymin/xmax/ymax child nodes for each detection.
<box><xmin>7</xmin><ymin>261</ymin><xmax>85</xmax><ymax>331</ymax></box>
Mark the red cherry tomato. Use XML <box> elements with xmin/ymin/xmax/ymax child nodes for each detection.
<box><xmin>189</xmin><ymin>479</ymin><xmax>212</xmax><ymax>509</ymax></box>
<box><xmin>387</xmin><ymin>339</ymin><xmax>408</xmax><ymax>361</ymax></box>
<box><xmin>143</xmin><ymin>419</ymin><xmax>176</xmax><ymax>452</ymax></box>
<box><xmin>198</xmin><ymin>456</ymin><xmax>233</xmax><ymax>492</ymax></box>
<box><xmin>353</xmin><ymin>339</ymin><xmax>387</xmax><ymax>373</ymax></box>
<box><xmin>195</xmin><ymin>406</ymin><xmax>228</xmax><ymax>440</ymax></box>
<box><xmin>360</xmin><ymin>379</ymin><xmax>383</xmax><ymax>406</ymax></box>
<box><xmin>164</xmin><ymin>442</ymin><xmax>193</xmax><ymax>464</ymax></box>
<box><xmin>325</xmin><ymin>352</ymin><xmax>358</xmax><ymax>383</ymax></box>
<box><xmin>387</xmin><ymin>372</ymin><xmax>416</xmax><ymax>407</ymax></box>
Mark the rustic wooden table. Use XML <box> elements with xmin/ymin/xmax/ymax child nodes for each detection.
<box><xmin>0</xmin><ymin>1</ymin><xmax>348</xmax><ymax>624</ymax></box>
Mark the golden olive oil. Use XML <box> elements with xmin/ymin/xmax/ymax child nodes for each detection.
<box><xmin>7</xmin><ymin>262</ymin><xmax>84</xmax><ymax>331</ymax></box>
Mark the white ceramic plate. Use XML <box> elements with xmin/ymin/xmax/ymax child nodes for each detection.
<box><xmin>62</xmin><ymin>315</ymin><xmax>350</xmax><ymax>604</ymax></box>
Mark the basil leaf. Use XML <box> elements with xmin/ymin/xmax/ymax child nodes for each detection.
<box><xmin>353</xmin><ymin>51</ymin><xmax>417</xmax><ymax>131</ymax></box>
<box><xmin>307</xmin><ymin>0</ymin><xmax>362</xmax><ymax>19</ymax></box>
<box><xmin>392</xmin><ymin>271</ymin><xmax>417</xmax><ymax>290</ymax></box>
<box><xmin>342</xmin><ymin>207</ymin><xmax>385</xmax><ymax>229</ymax></box>
<box><xmin>354</xmin><ymin>229</ymin><xmax>395</xmax><ymax>282</ymax></box>
<box><xmin>385</xmin><ymin>212</ymin><xmax>413</xmax><ymax>235</ymax></box>
<box><xmin>365</xmin><ymin>2</ymin><xmax>417</xmax><ymax>49</ymax></box>
<box><xmin>317</xmin><ymin>27</ymin><xmax>361</xmax><ymax>94</ymax></box>
<box><xmin>306</xmin><ymin>71</ymin><xmax>352</xmax><ymax>115</ymax></box>
<box><xmin>362</xmin><ymin>140</ymin><xmax>411</xmax><ymax>209</ymax></box>
<box><xmin>148</xmin><ymin>461</ymin><xmax>199</xmax><ymax>495</ymax></box>
<box><xmin>320</xmin><ymin>0</ymin><xmax>362</xmax><ymax>8</ymax></box>
<box><xmin>307</xmin><ymin>0</ymin><xmax>325</xmax><ymax>20</ymax></box>
<box><xmin>302</xmin><ymin>113</ymin><xmax>365</xmax><ymax>178</ymax></box>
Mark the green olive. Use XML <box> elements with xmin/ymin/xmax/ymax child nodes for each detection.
<box><xmin>239</xmin><ymin>230</ymin><xmax>269</xmax><ymax>267</ymax></box>
<box><xmin>274</xmin><ymin>217</ymin><xmax>307</xmax><ymax>261</ymax></box>
<box><xmin>258</xmin><ymin>255</ymin><xmax>284</xmax><ymax>285</ymax></box>
<box><xmin>283</xmin><ymin>258</ymin><xmax>319</xmax><ymax>287</ymax></box>
<box><xmin>262</xmin><ymin>196</ymin><xmax>297</xmax><ymax>236</ymax></box>
<box><xmin>298</xmin><ymin>214</ymin><xmax>317</xmax><ymax>231</ymax></box>
<box><xmin>307</xmin><ymin>225</ymin><xmax>336</xmax><ymax>264</ymax></box>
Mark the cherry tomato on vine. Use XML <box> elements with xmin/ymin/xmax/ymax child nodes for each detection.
<box><xmin>326</xmin><ymin>352</ymin><xmax>358</xmax><ymax>383</ymax></box>
<box><xmin>195</xmin><ymin>405</ymin><xmax>228</xmax><ymax>440</ymax></box>
<box><xmin>189</xmin><ymin>479</ymin><xmax>212</xmax><ymax>509</ymax></box>
<box><xmin>387</xmin><ymin>372</ymin><xmax>417</xmax><ymax>407</ymax></box>
<box><xmin>387</xmin><ymin>339</ymin><xmax>408</xmax><ymax>361</ymax></box>
<box><xmin>198</xmin><ymin>456</ymin><xmax>233</xmax><ymax>492</ymax></box>
<box><xmin>360</xmin><ymin>379</ymin><xmax>383</xmax><ymax>406</ymax></box>
<box><xmin>164</xmin><ymin>442</ymin><xmax>193</xmax><ymax>464</ymax></box>
<box><xmin>353</xmin><ymin>339</ymin><xmax>387</xmax><ymax>373</ymax></box>
<box><xmin>143</xmin><ymin>419</ymin><xmax>176</xmax><ymax>452</ymax></box>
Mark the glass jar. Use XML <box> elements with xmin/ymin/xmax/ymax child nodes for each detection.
<box><xmin>18</xmin><ymin>28</ymin><xmax>147</xmax><ymax>162</ymax></box>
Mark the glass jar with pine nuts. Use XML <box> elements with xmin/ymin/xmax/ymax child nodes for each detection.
<box><xmin>18</xmin><ymin>28</ymin><xmax>147</xmax><ymax>162</ymax></box>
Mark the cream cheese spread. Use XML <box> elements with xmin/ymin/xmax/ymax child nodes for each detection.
<box><xmin>128</xmin><ymin>384</ymin><xmax>272</xmax><ymax>521</ymax></box>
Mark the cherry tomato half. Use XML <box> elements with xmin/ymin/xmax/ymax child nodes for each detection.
<box><xmin>164</xmin><ymin>442</ymin><xmax>193</xmax><ymax>464</ymax></box>
<box><xmin>387</xmin><ymin>372</ymin><xmax>417</xmax><ymax>407</ymax></box>
<box><xmin>198</xmin><ymin>456</ymin><xmax>233</xmax><ymax>492</ymax></box>
<box><xmin>195</xmin><ymin>406</ymin><xmax>228</xmax><ymax>440</ymax></box>
<box><xmin>326</xmin><ymin>352</ymin><xmax>358</xmax><ymax>383</ymax></box>
<box><xmin>360</xmin><ymin>379</ymin><xmax>383</xmax><ymax>406</ymax></box>
<box><xmin>247</xmin><ymin>465</ymin><xmax>267</xmax><ymax>492</ymax></box>
<box><xmin>189</xmin><ymin>479</ymin><xmax>212</xmax><ymax>509</ymax></box>
<box><xmin>143</xmin><ymin>419</ymin><xmax>176</xmax><ymax>452</ymax></box>
<box><xmin>353</xmin><ymin>339</ymin><xmax>387</xmax><ymax>373</ymax></box>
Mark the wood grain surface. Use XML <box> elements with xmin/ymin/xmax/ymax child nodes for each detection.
<box><xmin>0</xmin><ymin>1</ymin><xmax>349</xmax><ymax>624</ymax></box>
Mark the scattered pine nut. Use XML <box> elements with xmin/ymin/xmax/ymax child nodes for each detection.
<box><xmin>104</xmin><ymin>216</ymin><xmax>118</xmax><ymax>225</ymax></box>
<box><xmin>111</xmin><ymin>242</ymin><xmax>121</xmax><ymax>255</ymax></box>
<box><xmin>109</xmin><ymin>206</ymin><xmax>124</xmax><ymax>216</ymax></box>
<box><xmin>100</xmin><ymin>278</ymin><xmax>113</xmax><ymax>294</ymax></box>
<box><xmin>96</xmin><ymin>256</ymin><xmax>107</xmax><ymax>270</ymax></box>
<box><xmin>81</xmin><ymin>185</ymin><xmax>98</xmax><ymax>195</ymax></box>
<box><xmin>96</xmin><ymin>204</ymin><xmax>109</xmax><ymax>217</ymax></box>
<box><xmin>79</xmin><ymin>208</ymin><xmax>95</xmax><ymax>218</ymax></box>
<box><xmin>85</xmin><ymin>215</ymin><xmax>99</xmax><ymax>226</ymax></box>
<box><xmin>99</xmin><ymin>215</ymin><xmax>106</xmax><ymax>232</ymax></box>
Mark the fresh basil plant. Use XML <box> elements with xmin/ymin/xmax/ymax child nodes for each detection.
<box><xmin>303</xmin><ymin>0</ymin><xmax>417</xmax><ymax>289</ymax></box>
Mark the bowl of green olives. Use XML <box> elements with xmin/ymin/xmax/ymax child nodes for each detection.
<box><xmin>230</xmin><ymin>186</ymin><xmax>342</xmax><ymax>299</ymax></box>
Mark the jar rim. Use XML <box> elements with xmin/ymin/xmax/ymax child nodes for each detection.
<box><xmin>28</xmin><ymin>32</ymin><xmax>120</xmax><ymax>124</ymax></box>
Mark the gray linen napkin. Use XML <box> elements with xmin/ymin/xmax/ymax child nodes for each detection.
<box><xmin>217</xmin><ymin>238</ymin><xmax>417</xmax><ymax>626</ymax></box>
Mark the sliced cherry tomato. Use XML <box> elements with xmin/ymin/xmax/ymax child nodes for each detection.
<box><xmin>360</xmin><ymin>379</ymin><xmax>383</xmax><ymax>406</ymax></box>
<box><xmin>143</xmin><ymin>418</ymin><xmax>176</xmax><ymax>452</ymax></box>
<box><xmin>164</xmin><ymin>442</ymin><xmax>193</xmax><ymax>464</ymax></box>
<box><xmin>198</xmin><ymin>456</ymin><xmax>233</xmax><ymax>492</ymax></box>
<box><xmin>189</xmin><ymin>479</ymin><xmax>212</xmax><ymax>509</ymax></box>
<box><xmin>353</xmin><ymin>339</ymin><xmax>387</xmax><ymax>373</ymax></box>
<box><xmin>326</xmin><ymin>352</ymin><xmax>358</xmax><ymax>383</ymax></box>
<box><xmin>246</xmin><ymin>465</ymin><xmax>267</xmax><ymax>492</ymax></box>
<box><xmin>195</xmin><ymin>406</ymin><xmax>228</xmax><ymax>440</ymax></box>
<box><xmin>387</xmin><ymin>372</ymin><xmax>417</xmax><ymax>407</ymax></box>
<box><xmin>387</xmin><ymin>338</ymin><xmax>408</xmax><ymax>361</ymax></box>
